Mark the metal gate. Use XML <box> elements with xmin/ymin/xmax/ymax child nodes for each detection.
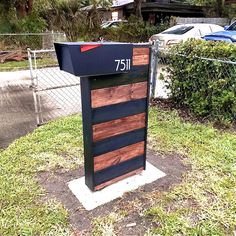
<box><xmin>28</xmin><ymin>49</ymin><xmax>81</xmax><ymax>126</ymax></box>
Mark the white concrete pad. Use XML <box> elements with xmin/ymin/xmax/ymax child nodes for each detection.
<box><xmin>68</xmin><ymin>162</ymin><xmax>166</xmax><ymax>211</ymax></box>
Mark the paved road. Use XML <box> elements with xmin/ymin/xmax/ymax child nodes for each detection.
<box><xmin>0</xmin><ymin>71</ymin><xmax>36</xmax><ymax>148</ymax></box>
<box><xmin>0</xmin><ymin>68</ymin><xmax>81</xmax><ymax>149</ymax></box>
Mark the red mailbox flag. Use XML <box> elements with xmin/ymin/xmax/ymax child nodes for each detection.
<box><xmin>80</xmin><ymin>44</ymin><xmax>102</xmax><ymax>53</ymax></box>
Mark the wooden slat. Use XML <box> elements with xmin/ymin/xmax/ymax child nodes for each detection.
<box><xmin>93</xmin><ymin>113</ymin><xmax>146</xmax><ymax>142</ymax></box>
<box><xmin>95</xmin><ymin>167</ymin><xmax>144</xmax><ymax>190</ymax></box>
<box><xmin>94</xmin><ymin>141</ymin><xmax>145</xmax><ymax>171</ymax></box>
<box><xmin>133</xmin><ymin>48</ymin><xmax>150</xmax><ymax>66</ymax></box>
<box><xmin>91</xmin><ymin>82</ymin><xmax>147</xmax><ymax>108</ymax></box>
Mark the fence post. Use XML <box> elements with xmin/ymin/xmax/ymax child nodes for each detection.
<box><xmin>28</xmin><ymin>48</ymin><xmax>40</xmax><ymax>126</ymax></box>
<box><xmin>150</xmin><ymin>40</ymin><xmax>159</xmax><ymax>99</ymax></box>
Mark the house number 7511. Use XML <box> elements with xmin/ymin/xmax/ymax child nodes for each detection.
<box><xmin>115</xmin><ymin>59</ymin><xmax>131</xmax><ymax>71</ymax></box>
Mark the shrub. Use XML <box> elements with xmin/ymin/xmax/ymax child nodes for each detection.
<box><xmin>164</xmin><ymin>40</ymin><xmax>236</xmax><ymax>122</ymax></box>
<box><xmin>101</xmin><ymin>15</ymin><xmax>170</xmax><ymax>43</ymax></box>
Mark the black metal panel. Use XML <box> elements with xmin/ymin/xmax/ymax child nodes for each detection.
<box><xmin>94</xmin><ymin>155</ymin><xmax>144</xmax><ymax>186</ymax></box>
<box><xmin>90</xmin><ymin>68</ymin><xmax>148</xmax><ymax>90</ymax></box>
<box><xmin>93</xmin><ymin>128</ymin><xmax>146</xmax><ymax>157</ymax></box>
<box><xmin>80</xmin><ymin>78</ymin><xmax>94</xmax><ymax>189</ymax></box>
<box><xmin>92</xmin><ymin>98</ymin><xmax>147</xmax><ymax>124</ymax></box>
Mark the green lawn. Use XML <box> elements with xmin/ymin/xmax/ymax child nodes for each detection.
<box><xmin>0</xmin><ymin>107</ymin><xmax>235</xmax><ymax>235</ymax></box>
<box><xmin>0</xmin><ymin>115</ymin><xmax>83</xmax><ymax>235</ymax></box>
<box><xmin>0</xmin><ymin>58</ymin><xmax>57</xmax><ymax>72</ymax></box>
<box><xmin>146</xmin><ymin>107</ymin><xmax>236</xmax><ymax>235</ymax></box>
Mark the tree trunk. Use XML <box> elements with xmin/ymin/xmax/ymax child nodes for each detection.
<box><xmin>15</xmin><ymin>0</ymin><xmax>34</xmax><ymax>18</ymax></box>
<box><xmin>133</xmin><ymin>0</ymin><xmax>143</xmax><ymax>20</ymax></box>
<box><xmin>26</xmin><ymin>0</ymin><xmax>33</xmax><ymax>15</ymax></box>
<box><xmin>16</xmin><ymin>1</ymin><xmax>27</xmax><ymax>18</ymax></box>
<box><xmin>216</xmin><ymin>0</ymin><xmax>223</xmax><ymax>17</ymax></box>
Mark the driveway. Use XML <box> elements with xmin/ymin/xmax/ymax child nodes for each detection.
<box><xmin>0</xmin><ymin>68</ymin><xmax>81</xmax><ymax>149</ymax></box>
<box><xmin>0</xmin><ymin>70</ymin><xmax>36</xmax><ymax>148</ymax></box>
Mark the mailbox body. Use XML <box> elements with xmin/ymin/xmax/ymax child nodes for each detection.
<box><xmin>55</xmin><ymin>42</ymin><xmax>150</xmax><ymax>191</ymax></box>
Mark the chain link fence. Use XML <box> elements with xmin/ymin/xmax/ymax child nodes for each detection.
<box><xmin>0</xmin><ymin>32</ymin><xmax>66</xmax><ymax>51</ymax></box>
<box><xmin>28</xmin><ymin>49</ymin><xmax>81</xmax><ymax>126</ymax></box>
<box><xmin>0</xmin><ymin>32</ymin><xmax>66</xmax><ymax>71</ymax></box>
<box><xmin>150</xmin><ymin>43</ymin><xmax>236</xmax><ymax>121</ymax></box>
<box><xmin>152</xmin><ymin>51</ymin><xmax>236</xmax><ymax>97</ymax></box>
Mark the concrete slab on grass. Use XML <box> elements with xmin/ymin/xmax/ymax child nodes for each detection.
<box><xmin>68</xmin><ymin>161</ymin><xmax>166</xmax><ymax>211</ymax></box>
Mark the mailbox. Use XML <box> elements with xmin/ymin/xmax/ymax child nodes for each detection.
<box><xmin>55</xmin><ymin>42</ymin><xmax>150</xmax><ymax>191</ymax></box>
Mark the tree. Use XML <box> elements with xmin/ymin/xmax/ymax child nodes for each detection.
<box><xmin>50</xmin><ymin>0</ymin><xmax>86</xmax><ymax>41</ymax></box>
<box><xmin>133</xmin><ymin>0</ymin><xmax>143</xmax><ymax>19</ymax></box>
<box><xmin>186</xmin><ymin>0</ymin><xmax>225</xmax><ymax>17</ymax></box>
<box><xmin>15</xmin><ymin>0</ymin><xmax>34</xmax><ymax>18</ymax></box>
<box><xmin>0</xmin><ymin>0</ymin><xmax>34</xmax><ymax>18</ymax></box>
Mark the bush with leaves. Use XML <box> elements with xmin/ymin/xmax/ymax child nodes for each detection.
<box><xmin>101</xmin><ymin>15</ymin><xmax>170</xmax><ymax>43</ymax></box>
<box><xmin>165</xmin><ymin>40</ymin><xmax>236</xmax><ymax>122</ymax></box>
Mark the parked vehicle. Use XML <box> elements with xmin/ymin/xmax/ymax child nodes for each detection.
<box><xmin>203</xmin><ymin>21</ymin><xmax>236</xmax><ymax>43</ymax></box>
<box><xmin>101</xmin><ymin>20</ymin><xmax>127</xmax><ymax>29</ymax></box>
<box><xmin>149</xmin><ymin>24</ymin><xmax>224</xmax><ymax>49</ymax></box>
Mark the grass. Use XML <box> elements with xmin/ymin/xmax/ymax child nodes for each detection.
<box><xmin>0</xmin><ymin>115</ymin><xmax>83</xmax><ymax>235</ymax></box>
<box><xmin>92</xmin><ymin>211</ymin><xmax>126</xmax><ymax>236</ymax></box>
<box><xmin>0</xmin><ymin>58</ymin><xmax>57</xmax><ymax>72</ymax></box>
<box><xmin>0</xmin><ymin>107</ymin><xmax>235</xmax><ymax>235</ymax></box>
<box><xmin>146</xmin><ymin>107</ymin><xmax>236</xmax><ymax>235</ymax></box>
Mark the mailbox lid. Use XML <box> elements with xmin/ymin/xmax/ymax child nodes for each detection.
<box><xmin>54</xmin><ymin>42</ymin><xmax>150</xmax><ymax>77</ymax></box>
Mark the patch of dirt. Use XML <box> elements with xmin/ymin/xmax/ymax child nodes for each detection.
<box><xmin>38</xmin><ymin>150</ymin><xmax>190</xmax><ymax>235</ymax></box>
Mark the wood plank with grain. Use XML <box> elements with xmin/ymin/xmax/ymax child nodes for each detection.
<box><xmin>133</xmin><ymin>48</ymin><xmax>150</xmax><ymax>66</ymax></box>
<box><xmin>93</xmin><ymin>113</ymin><xmax>146</xmax><ymax>142</ymax></box>
<box><xmin>91</xmin><ymin>81</ymin><xmax>147</xmax><ymax>108</ymax></box>
<box><xmin>94</xmin><ymin>141</ymin><xmax>145</xmax><ymax>171</ymax></box>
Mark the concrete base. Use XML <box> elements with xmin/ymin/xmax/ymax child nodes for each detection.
<box><xmin>68</xmin><ymin>162</ymin><xmax>166</xmax><ymax>211</ymax></box>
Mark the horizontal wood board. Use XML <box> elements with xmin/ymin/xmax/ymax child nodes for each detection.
<box><xmin>92</xmin><ymin>113</ymin><xmax>146</xmax><ymax>142</ymax></box>
<box><xmin>91</xmin><ymin>81</ymin><xmax>147</xmax><ymax>108</ymax></box>
<box><xmin>94</xmin><ymin>141</ymin><xmax>145</xmax><ymax>171</ymax></box>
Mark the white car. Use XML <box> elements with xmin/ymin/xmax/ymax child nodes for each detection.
<box><xmin>101</xmin><ymin>20</ymin><xmax>127</xmax><ymax>29</ymax></box>
<box><xmin>149</xmin><ymin>24</ymin><xmax>224</xmax><ymax>49</ymax></box>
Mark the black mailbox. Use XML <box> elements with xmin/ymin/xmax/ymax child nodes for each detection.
<box><xmin>54</xmin><ymin>42</ymin><xmax>135</xmax><ymax>76</ymax></box>
<box><xmin>55</xmin><ymin>42</ymin><xmax>150</xmax><ymax>191</ymax></box>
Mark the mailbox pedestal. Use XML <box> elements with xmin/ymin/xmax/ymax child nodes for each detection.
<box><xmin>55</xmin><ymin>42</ymin><xmax>150</xmax><ymax>191</ymax></box>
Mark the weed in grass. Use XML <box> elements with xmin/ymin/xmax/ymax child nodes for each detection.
<box><xmin>92</xmin><ymin>212</ymin><xmax>125</xmax><ymax>236</ymax></box>
<box><xmin>146</xmin><ymin>107</ymin><xmax>236</xmax><ymax>235</ymax></box>
<box><xmin>0</xmin><ymin>115</ymin><xmax>83</xmax><ymax>235</ymax></box>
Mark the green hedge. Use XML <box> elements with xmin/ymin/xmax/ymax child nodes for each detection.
<box><xmin>165</xmin><ymin>40</ymin><xmax>236</xmax><ymax>122</ymax></box>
